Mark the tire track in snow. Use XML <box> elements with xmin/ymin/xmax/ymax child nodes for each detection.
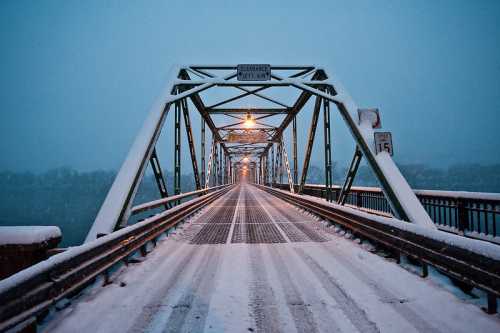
<box><xmin>267</xmin><ymin>246</ymin><xmax>320</xmax><ymax>333</ymax></box>
<box><xmin>127</xmin><ymin>243</ymin><xmax>202</xmax><ymax>333</ymax></box>
<box><xmin>294</xmin><ymin>248</ymin><xmax>380</xmax><ymax>333</ymax></box>
<box><xmin>249</xmin><ymin>245</ymin><xmax>282</xmax><ymax>333</ymax></box>
<box><xmin>319</xmin><ymin>244</ymin><xmax>444</xmax><ymax>333</ymax></box>
<box><xmin>162</xmin><ymin>245</ymin><xmax>222</xmax><ymax>333</ymax></box>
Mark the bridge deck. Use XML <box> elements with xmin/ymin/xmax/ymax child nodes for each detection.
<box><xmin>43</xmin><ymin>184</ymin><xmax>500</xmax><ymax>333</ymax></box>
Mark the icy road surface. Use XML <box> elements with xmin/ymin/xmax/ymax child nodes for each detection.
<box><xmin>43</xmin><ymin>184</ymin><xmax>500</xmax><ymax>333</ymax></box>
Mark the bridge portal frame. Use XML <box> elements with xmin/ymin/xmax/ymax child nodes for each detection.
<box><xmin>86</xmin><ymin>64</ymin><xmax>435</xmax><ymax>242</ymax></box>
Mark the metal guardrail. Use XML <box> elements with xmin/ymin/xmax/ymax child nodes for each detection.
<box><xmin>274</xmin><ymin>183</ymin><xmax>500</xmax><ymax>240</ymax></box>
<box><xmin>258</xmin><ymin>185</ymin><xmax>500</xmax><ymax>313</ymax></box>
<box><xmin>0</xmin><ymin>185</ymin><xmax>232</xmax><ymax>332</ymax></box>
<box><xmin>130</xmin><ymin>184</ymin><xmax>230</xmax><ymax>215</ymax></box>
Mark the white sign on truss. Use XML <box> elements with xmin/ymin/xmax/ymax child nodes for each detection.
<box><xmin>358</xmin><ymin>108</ymin><xmax>381</xmax><ymax>128</ymax></box>
<box><xmin>237</xmin><ymin>64</ymin><xmax>271</xmax><ymax>81</ymax></box>
<box><xmin>374</xmin><ymin>132</ymin><xmax>393</xmax><ymax>156</ymax></box>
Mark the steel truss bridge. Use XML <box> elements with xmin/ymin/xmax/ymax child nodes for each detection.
<box><xmin>0</xmin><ymin>65</ymin><xmax>499</xmax><ymax>333</ymax></box>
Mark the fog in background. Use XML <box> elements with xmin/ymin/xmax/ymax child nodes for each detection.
<box><xmin>1</xmin><ymin>0</ymin><xmax>500</xmax><ymax>173</ymax></box>
<box><xmin>1</xmin><ymin>1</ymin><xmax>500</xmax><ymax>245</ymax></box>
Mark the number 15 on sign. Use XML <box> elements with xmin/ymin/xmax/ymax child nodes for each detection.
<box><xmin>374</xmin><ymin>132</ymin><xmax>393</xmax><ymax>156</ymax></box>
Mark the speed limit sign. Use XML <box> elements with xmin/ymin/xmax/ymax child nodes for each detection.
<box><xmin>374</xmin><ymin>132</ymin><xmax>393</xmax><ymax>156</ymax></box>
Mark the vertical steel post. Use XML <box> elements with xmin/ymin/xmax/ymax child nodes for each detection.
<box><xmin>224</xmin><ymin>155</ymin><xmax>228</xmax><ymax>184</ymax></box>
<box><xmin>276</xmin><ymin>142</ymin><xmax>280</xmax><ymax>185</ymax></box>
<box><xmin>299</xmin><ymin>96</ymin><xmax>322</xmax><ymax>193</ymax></box>
<box><xmin>278</xmin><ymin>140</ymin><xmax>284</xmax><ymax>184</ymax></box>
<box><xmin>201</xmin><ymin>119</ymin><xmax>206</xmax><ymax>188</ymax></box>
<box><xmin>205</xmin><ymin>138</ymin><xmax>215</xmax><ymax>189</ymax></box>
<box><xmin>214</xmin><ymin>142</ymin><xmax>219</xmax><ymax>186</ymax></box>
<box><xmin>323</xmin><ymin>99</ymin><xmax>333</xmax><ymax>201</ymax></box>
<box><xmin>271</xmin><ymin>144</ymin><xmax>275</xmax><ymax>186</ymax></box>
<box><xmin>292</xmin><ymin>116</ymin><xmax>298</xmax><ymax>184</ymax></box>
<box><xmin>181</xmin><ymin>99</ymin><xmax>201</xmax><ymax>190</ymax></box>
<box><xmin>260</xmin><ymin>158</ymin><xmax>263</xmax><ymax>184</ymax></box>
<box><xmin>265</xmin><ymin>152</ymin><xmax>269</xmax><ymax>185</ymax></box>
<box><xmin>219</xmin><ymin>144</ymin><xmax>224</xmax><ymax>185</ymax></box>
<box><xmin>174</xmin><ymin>99</ymin><xmax>181</xmax><ymax>204</ymax></box>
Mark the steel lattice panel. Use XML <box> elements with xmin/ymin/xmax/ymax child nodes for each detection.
<box><xmin>190</xmin><ymin>223</ymin><xmax>232</xmax><ymax>244</ymax></box>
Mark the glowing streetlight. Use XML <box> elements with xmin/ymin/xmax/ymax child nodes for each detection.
<box><xmin>244</xmin><ymin>113</ymin><xmax>255</xmax><ymax>128</ymax></box>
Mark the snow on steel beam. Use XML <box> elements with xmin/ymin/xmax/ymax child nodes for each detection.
<box><xmin>188</xmin><ymin>65</ymin><xmax>316</xmax><ymax>70</ymax></box>
<box><xmin>278</xmin><ymin>68</ymin><xmax>435</xmax><ymax>228</ymax></box>
<box><xmin>266</xmin><ymin>70</ymin><xmax>327</xmax><ymax>147</ymax></box>
<box><xmin>85</xmin><ymin>66</ymin><xmax>181</xmax><ymax>242</ymax></box>
<box><xmin>174</xmin><ymin>79</ymin><xmax>329</xmax><ymax>87</ymax></box>
<box><xmin>180</xmin><ymin>70</ymin><xmax>232</xmax><ymax>155</ymax></box>
<box><xmin>87</xmin><ymin>67</ymin><xmax>236</xmax><ymax>242</ymax></box>
<box><xmin>207</xmin><ymin>108</ymin><xmax>290</xmax><ymax>114</ymax></box>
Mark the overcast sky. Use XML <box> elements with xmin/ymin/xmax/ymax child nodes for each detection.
<box><xmin>1</xmin><ymin>0</ymin><xmax>499</xmax><ymax>173</ymax></box>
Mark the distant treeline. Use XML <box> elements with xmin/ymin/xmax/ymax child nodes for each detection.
<box><xmin>0</xmin><ymin>168</ymin><xmax>195</xmax><ymax>246</ymax></box>
<box><xmin>306</xmin><ymin>163</ymin><xmax>500</xmax><ymax>192</ymax></box>
<box><xmin>0</xmin><ymin>163</ymin><xmax>499</xmax><ymax>246</ymax></box>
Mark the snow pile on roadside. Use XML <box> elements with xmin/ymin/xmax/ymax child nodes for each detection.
<box><xmin>0</xmin><ymin>226</ymin><xmax>61</xmax><ymax>246</ymax></box>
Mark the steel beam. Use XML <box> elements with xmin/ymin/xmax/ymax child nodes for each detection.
<box><xmin>338</xmin><ymin>147</ymin><xmax>363</xmax><ymax>205</ymax></box>
<box><xmin>323</xmin><ymin>98</ymin><xmax>333</xmax><ymax>201</ymax></box>
<box><xmin>85</xmin><ymin>66</ymin><xmax>182</xmax><ymax>241</ymax></box>
<box><xmin>201</xmin><ymin>119</ymin><xmax>206</xmax><ymax>188</ymax></box>
<box><xmin>262</xmin><ymin>70</ymin><xmax>325</xmax><ymax>156</ymax></box>
<box><xmin>272</xmin><ymin>70</ymin><xmax>434</xmax><ymax>226</ymax></box>
<box><xmin>275</xmin><ymin>143</ymin><xmax>280</xmax><ymax>185</ymax></box>
<box><xmin>149</xmin><ymin>148</ymin><xmax>171</xmax><ymax>209</ymax></box>
<box><xmin>278</xmin><ymin>140</ymin><xmax>284</xmax><ymax>184</ymax></box>
<box><xmin>233</xmin><ymin>86</ymin><xmax>290</xmax><ymax>108</ymax></box>
<box><xmin>174</xmin><ymin>100</ymin><xmax>182</xmax><ymax>204</ymax></box>
<box><xmin>281</xmin><ymin>140</ymin><xmax>295</xmax><ymax>193</ymax></box>
<box><xmin>298</xmin><ymin>96</ymin><xmax>322</xmax><ymax>193</ymax></box>
<box><xmin>179</xmin><ymin>69</ymin><xmax>229</xmax><ymax>155</ymax></box>
<box><xmin>271</xmin><ymin>144</ymin><xmax>276</xmax><ymax>186</ymax></box>
<box><xmin>207</xmin><ymin>108</ymin><xmax>289</xmax><ymax>114</ymax></box>
<box><xmin>221</xmin><ymin>146</ymin><xmax>224</xmax><ymax>184</ymax></box>
<box><xmin>88</xmin><ymin>63</ymin><xmax>434</xmax><ymax>244</ymax></box>
<box><xmin>181</xmin><ymin>98</ymin><xmax>201</xmax><ymax>190</ymax></box>
<box><xmin>213</xmin><ymin>141</ymin><xmax>219</xmax><ymax>186</ymax></box>
<box><xmin>292</xmin><ymin>116</ymin><xmax>298</xmax><ymax>184</ymax></box>
<box><xmin>208</xmin><ymin>86</ymin><xmax>269</xmax><ymax>109</ymax></box>
<box><xmin>205</xmin><ymin>139</ymin><xmax>215</xmax><ymax>189</ymax></box>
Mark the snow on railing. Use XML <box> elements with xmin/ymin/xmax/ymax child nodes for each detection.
<box><xmin>274</xmin><ymin>183</ymin><xmax>500</xmax><ymax>240</ymax></box>
<box><xmin>259</xmin><ymin>184</ymin><xmax>500</xmax><ymax>314</ymax></box>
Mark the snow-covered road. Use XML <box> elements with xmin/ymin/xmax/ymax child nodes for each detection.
<box><xmin>42</xmin><ymin>184</ymin><xmax>500</xmax><ymax>333</ymax></box>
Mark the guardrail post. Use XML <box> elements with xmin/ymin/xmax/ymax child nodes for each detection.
<box><xmin>356</xmin><ymin>192</ymin><xmax>362</xmax><ymax>208</ymax></box>
<box><xmin>421</xmin><ymin>261</ymin><xmax>428</xmax><ymax>278</ymax></box>
<box><xmin>140</xmin><ymin>244</ymin><xmax>148</xmax><ymax>257</ymax></box>
<box><xmin>457</xmin><ymin>199</ymin><xmax>468</xmax><ymax>235</ymax></box>
<box><xmin>487</xmin><ymin>294</ymin><xmax>497</xmax><ymax>314</ymax></box>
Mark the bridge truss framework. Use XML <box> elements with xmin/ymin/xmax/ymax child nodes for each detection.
<box><xmin>86</xmin><ymin>64</ymin><xmax>435</xmax><ymax>242</ymax></box>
